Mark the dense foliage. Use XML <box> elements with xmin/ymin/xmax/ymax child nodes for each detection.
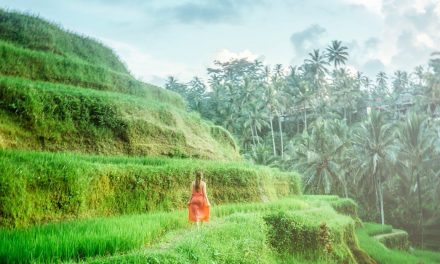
<box><xmin>166</xmin><ymin>43</ymin><xmax>440</xmax><ymax>249</ymax></box>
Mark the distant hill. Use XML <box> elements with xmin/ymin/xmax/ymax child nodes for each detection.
<box><xmin>0</xmin><ymin>9</ymin><xmax>239</xmax><ymax>160</ymax></box>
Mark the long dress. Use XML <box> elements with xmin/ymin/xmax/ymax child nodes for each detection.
<box><xmin>188</xmin><ymin>183</ymin><xmax>210</xmax><ymax>222</ymax></box>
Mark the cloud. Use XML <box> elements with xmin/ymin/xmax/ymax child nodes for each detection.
<box><xmin>382</xmin><ymin>0</ymin><xmax>440</xmax><ymax>71</ymax></box>
<box><xmin>157</xmin><ymin>0</ymin><xmax>264</xmax><ymax>24</ymax></box>
<box><xmin>290</xmin><ymin>24</ymin><xmax>327</xmax><ymax>64</ymax></box>
<box><xmin>340</xmin><ymin>0</ymin><xmax>383</xmax><ymax>15</ymax></box>
<box><xmin>362</xmin><ymin>59</ymin><xmax>386</xmax><ymax>76</ymax></box>
<box><xmin>101</xmin><ymin>38</ymin><xmax>201</xmax><ymax>87</ymax></box>
<box><xmin>213</xmin><ymin>49</ymin><xmax>261</xmax><ymax>63</ymax></box>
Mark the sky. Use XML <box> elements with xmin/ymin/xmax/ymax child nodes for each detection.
<box><xmin>1</xmin><ymin>0</ymin><xmax>440</xmax><ymax>87</ymax></box>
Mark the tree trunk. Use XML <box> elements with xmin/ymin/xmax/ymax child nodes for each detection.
<box><xmin>250</xmin><ymin>120</ymin><xmax>256</xmax><ymax>147</ymax></box>
<box><xmin>378</xmin><ymin>176</ymin><xmax>385</xmax><ymax>226</ymax></box>
<box><xmin>269</xmin><ymin>112</ymin><xmax>276</xmax><ymax>156</ymax></box>
<box><xmin>254</xmin><ymin>125</ymin><xmax>260</xmax><ymax>144</ymax></box>
<box><xmin>304</xmin><ymin>102</ymin><xmax>308</xmax><ymax>132</ymax></box>
<box><xmin>343</xmin><ymin>177</ymin><xmax>348</xmax><ymax>198</ymax></box>
<box><xmin>278</xmin><ymin>112</ymin><xmax>284</xmax><ymax>159</ymax></box>
<box><xmin>416</xmin><ymin>173</ymin><xmax>424</xmax><ymax>248</ymax></box>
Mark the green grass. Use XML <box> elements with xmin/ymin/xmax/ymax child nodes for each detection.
<box><xmin>0</xmin><ymin>75</ymin><xmax>238</xmax><ymax>159</ymax></box>
<box><xmin>0</xmin><ymin>9</ymin><xmax>241</xmax><ymax>161</ymax></box>
<box><xmin>0</xmin><ymin>40</ymin><xmax>181</xmax><ymax>101</ymax></box>
<box><xmin>0</xmin><ymin>196</ymin><xmax>354</xmax><ymax>263</ymax></box>
<box><xmin>0</xmin><ymin>149</ymin><xmax>301</xmax><ymax>227</ymax></box>
<box><xmin>0</xmin><ymin>197</ymin><xmax>306</xmax><ymax>263</ymax></box>
<box><xmin>357</xmin><ymin>222</ymin><xmax>440</xmax><ymax>264</ymax></box>
<box><xmin>3</xmin><ymin>195</ymin><xmax>438</xmax><ymax>264</ymax></box>
<box><xmin>0</xmin><ymin>9</ymin><xmax>128</xmax><ymax>73</ymax></box>
<box><xmin>86</xmin><ymin>213</ymin><xmax>275</xmax><ymax>264</ymax></box>
<box><xmin>0</xmin><ymin>211</ymin><xmax>189</xmax><ymax>263</ymax></box>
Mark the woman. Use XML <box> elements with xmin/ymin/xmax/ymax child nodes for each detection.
<box><xmin>187</xmin><ymin>171</ymin><xmax>211</xmax><ymax>227</ymax></box>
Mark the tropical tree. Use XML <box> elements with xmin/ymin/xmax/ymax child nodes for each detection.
<box><xmin>304</xmin><ymin>49</ymin><xmax>329</xmax><ymax>89</ymax></box>
<box><xmin>395</xmin><ymin>113</ymin><xmax>437</xmax><ymax>247</ymax></box>
<box><xmin>187</xmin><ymin>77</ymin><xmax>206</xmax><ymax>112</ymax></box>
<box><xmin>245</xmin><ymin>143</ymin><xmax>278</xmax><ymax>166</ymax></box>
<box><xmin>326</xmin><ymin>40</ymin><xmax>349</xmax><ymax>69</ymax></box>
<box><xmin>287</xmin><ymin>118</ymin><xmax>348</xmax><ymax>195</ymax></box>
<box><xmin>352</xmin><ymin>110</ymin><xmax>397</xmax><ymax>225</ymax></box>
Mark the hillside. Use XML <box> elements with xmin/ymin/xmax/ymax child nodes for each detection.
<box><xmin>0</xmin><ymin>9</ymin><xmax>238</xmax><ymax>160</ymax></box>
<box><xmin>1</xmin><ymin>9</ymin><xmax>439</xmax><ymax>264</ymax></box>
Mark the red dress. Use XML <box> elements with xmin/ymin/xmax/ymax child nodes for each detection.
<box><xmin>188</xmin><ymin>183</ymin><xmax>210</xmax><ymax>222</ymax></box>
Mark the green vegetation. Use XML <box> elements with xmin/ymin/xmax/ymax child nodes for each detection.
<box><xmin>0</xmin><ymin>76</ymin><xmax>237</xmax><ymax>159</ymax></box>
<box><xmin>0</xmin><ymin>9</ymin><xmax>240</xmax><ymax>160</ymax></box>
<box><xmin>0</xmin><ymin>196</ymin><xmax>361</xmax><ymax>264</ymax></box>
<box><xmin>0</xmin><ymin>9</ymin><xmax>128</xmax><ymax>73</ymax></box>
<box><xmin>1</xmin><ymin>8</ymin><xmax>439</xmax><ymax>264</ymax></box>
<box><xmin>0</xmin><ymin>40</ymin><xmax>179</xmax><ymax>100</ymax></box>
<box><xmin>357</xmin><ymin>223</ymin><xmax>440</xmax><ymax>264</ymax></box>
<box><xmin>0</xmin><ymin>149</ymin><xmax>300</xmax><ymax>227</ymax></box>
<box><xmin>167</xmin><ymin>41</ymin><xmax>440</xmax><ymax>249</ymax></box>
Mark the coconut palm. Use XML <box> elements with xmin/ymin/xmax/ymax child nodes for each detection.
<box><xmin>287</xmin><ymin>118</ymin><xmax>349</xmax><ymax>195</ymax></box>
<box><xmin>245</xmin><ymin>143</ymin><xmax>278</xmax><ymax>166</ymax></box>
<box><xmin>326</xmin><ymin>40</ymin><xmax>349</xmax><ymax>69</ymax></box>
<box><xmin>352</xmin><ymin>110</ymin><xmax>397</xmax><ymax>225</ymax></box>
<box><xmin>396</xmin><ymin>113</ymin><xmax>437</xmax><ymax>247</ymax></box>
<box><xmin>304</xmin><ymin>49</ymin><xmax>329</xmax><ymax>89</ymax></box>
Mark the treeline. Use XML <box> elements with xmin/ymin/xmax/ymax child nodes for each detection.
<box><xmin>165</xmin><ymin>41</ymin><xmax>440</xmax><ymax>249</ymax></box>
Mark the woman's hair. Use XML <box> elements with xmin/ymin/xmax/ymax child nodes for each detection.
<box><xmin>195</xmin><ymin>171</ymin><xmax>203</xmax><ymax>191</ymax></box>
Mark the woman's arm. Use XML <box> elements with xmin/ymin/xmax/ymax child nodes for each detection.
<box><xmin>203</xmin><ymin>182</ymin><xmax>211</xmax><ymax>207</ymax></box>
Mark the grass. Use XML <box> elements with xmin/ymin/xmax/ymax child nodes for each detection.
<box><xmin>0</xmin><ymin>75</ymin><xmax>238</xmax><ymax>159</ymax></box>
<box><xmin>0</xmin><ymin>149</ymin><xmax>301</xmax><ymax>227</ymax></box>
<box><xmin>0</xmin><ymin>9</ymin><xmax>240</xmax><ymax>161</ymax></box>
<box><xmin>357</xmin><ymin>222</ymin><xmax>440</xmax><ymax>264</ymax></box>
<box><xmin>87</xmin><ymin>213</ymin><xmax>275</xmax><ymax>264</ymax></box>
<box><xmin>2</xmin><ymin>195</ymin><xmax>439</xmax><ymax>263</ymax></box>
<box><xmin>0</xmin><ymin>196</ymin><xmax>353</xmax><ymax>264</ymax></box>
<box><xmin>0</xmin><ymin>9</ymin><xmax>128</xmax><ymax>73</ymax></box>
<box><xmin>0</xmin><ymin>40</ymin><xmax>181</xmax><ymax>101</ymax></box>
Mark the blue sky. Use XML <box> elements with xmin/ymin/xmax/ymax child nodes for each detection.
<box><xmin>2</xmin><ymin>0</ymin><xmax>439</xmax><ymax>86</ymax></box>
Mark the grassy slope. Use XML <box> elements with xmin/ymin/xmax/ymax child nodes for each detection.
<box><xmin>1</xmin><ymin>9</ymin><xmax>439</xmax><ymax>264</ymax></box>
<box><xmin>0</xmin><ymin>10</ymin><xmax>238</xmax><ymax>160</ymax></box>
<box><xmin>357</xmin><ymin>223</ymin><xmax>440</xmax><ymax>264</ymax></box>
<box><xmin>0</xmin><ymin>9</ymin><xmax>128</xmax><ymax>74</ymax></box>
<box><xmin>0</xmin><ymin>196</ymin><xmax>363</xmax><ymax>264</ymax></box>
<box><xmin>0</xmin><ymin>149</ymin><xmax>300</xmax><ymax>227</ymax></box>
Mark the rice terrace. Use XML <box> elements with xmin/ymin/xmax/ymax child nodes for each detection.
<box><xmin>0</xmin><ymin>1</ymin><xmax>440</xmax><ymax>263</ymax></box>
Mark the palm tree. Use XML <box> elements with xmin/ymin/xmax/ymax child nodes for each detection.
<box><xmin>396</xmin><ymin>113</ymin><xmax>436</xmax><ymax>247</ymax></box>
<box><xmin>326</xmin><ymin>40</ymin><xmax>349</xmax><ymax>69</ymax></box>
<box><xmin>245</xmin><ymin>143</ymin><xmax>278</xmax><ymax>166</ymax></box>
<box><xmin>296</xmin><ymin>80</ymin><xmax>313</xmax><ymax>132</ymax></box>
<box><xmin>304</xmin><ymin>49</ymin><xmax>329</xmax><ymax>89</ymax></box>
<box><xmin>272</xmin><ymin>64</ymin><xmax>287</xmax><ymax>158</ymax></box>
<box><xmin>244</xmin><ymin>101</ymin><xmax>269</xmax><ymax>147</ymax></box>
<box><xmin>264</xmin><ymin>75</ymin><xmax>278</xmax><ymax>156</ymax></box>
<box><xmin>373</xmin><ymin>72</ymin><xmax>389</xmax><ymax>111</ymax></box>
<box><xmin>287</xmin><ymin>118</ymin><xmax>348</xmax><ymax>195</ymax></box>
<box><xmin>352</xmin><ymin>110</ymin><xmax>397</xmax><ymax>225</ymax></box>
<box><xmin>376</xmin><ymin>72</ymin><xmax>388</xmax><ymax>95</ymax></box>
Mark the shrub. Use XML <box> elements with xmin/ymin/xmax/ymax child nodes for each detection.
<box><xmin>263</xmin><ymin>207</ymin><xmax>374</xmax><ymax>264</ymax></box>
<box><xmin>375</xmin><ymin>230</ymin><xmax>410</xmax><ymax>251</ymax></box>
